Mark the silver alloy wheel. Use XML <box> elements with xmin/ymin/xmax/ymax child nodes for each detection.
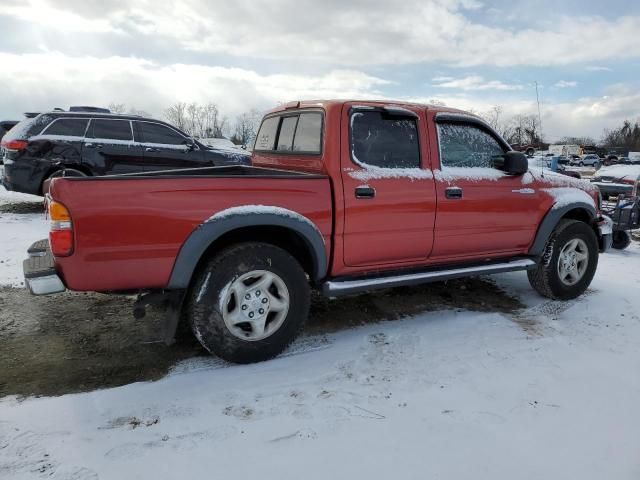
<box><xmin>557</xmin><ymin>238</ymin><xmax>589</xmax><ymax>286</ymax></box>
<box><xmin>221</xmin><ymin>270</ymin><xmax>290</xmax><ymax>341</ymax></box>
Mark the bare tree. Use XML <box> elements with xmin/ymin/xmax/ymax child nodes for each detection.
<box><xmin>164</xmin><ymin>102</ymin><xmax>188</xmax><ymax>132</ymax></box>
<box><xmin>232</xmin><ymin>109</ymin><xmax>261</xmax><ymax>146</ymax></box>
<box><xmin>108</xmin><ymin>103</ymin><xmax>127</xmax><ymax>114</ymax></box>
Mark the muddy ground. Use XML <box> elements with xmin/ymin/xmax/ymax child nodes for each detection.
<box><xmin>0</xmin><ymin>278</ymin><xmax>524</xmax><ymax>398</ymax></box>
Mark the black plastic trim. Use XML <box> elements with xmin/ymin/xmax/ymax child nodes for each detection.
<box><xmin>528</xmin><ymin>202</ymin><xmax>597</xmax><ymax>256</ymax></box>
<box><xmin>167</xmin><ymin>211</ymin><xmax>328</xmax><ymax>289</ymax></box>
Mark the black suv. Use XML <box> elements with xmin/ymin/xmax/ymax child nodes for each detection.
<box><xmin>1</xmin><ymin>107</ymin><xmax>250</xmax><ymax>195</ymax></box>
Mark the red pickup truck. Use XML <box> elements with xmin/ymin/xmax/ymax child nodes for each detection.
<box><xmin>24</xmin><ymin>100</ymin><xmax>613</xmax><ymax>363</ymax></box>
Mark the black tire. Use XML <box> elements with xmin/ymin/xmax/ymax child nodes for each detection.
<box><xmin>41</xmin><ymin>168</ymin><xmax>87</xmax><ymax>194</ymax></box>
<box><xmin>526</xmin><ymin>148</ymin><xmax>535</xmax><ymax>157</ymax></box>
<box><xmin>186</xmin><ymin>242</ymin><xmax>310</xmax><ymax>364</ymax></box>
<box><xmin>527</xmin><ymin>220</ymin><xmax>599</xmax><ymax>300</ymax></box>
<box><xmin>612</xmin><ymin>230</ymin><xmax>631</xmax><ymax>250</ymax></box>
<box><xmin>579</xmin><ymin>161</ymin><xmax>584</xmax><ymax>166</ymax></box>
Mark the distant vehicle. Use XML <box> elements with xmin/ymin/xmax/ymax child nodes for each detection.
<box><xmin>1</xmin><ymin>107</ymin><xmax>251</xmax><ymax>195</ymax></box>
<box><xmin>627</xmin><ymin>152</ymin><xmax>640</xmax><ymax>164</ymax></box>
<box><xmin>591</xmin><ymin>164</ymin><xmax>640</xmax><ymax>199</ymax></box>
<box><xmin>510</xmin><ymin>143</ymin><xmax>544</xmax><ymax>157</ymax></box>
<box><xmin>570</xmin><ymin>154</ymin><xmax>601</xmax><ymax>167</ymax></box>
<box><xmin>549</xmin><ymin>144</ymin><xmax>581</xmax><ymax>157</ymax></box>
<box><xmin>199</xmin><ymin>137</ymin><xmax>246</xmax><ymax>151</ymax></box>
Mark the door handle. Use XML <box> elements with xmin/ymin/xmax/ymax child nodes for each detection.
<box><xmin>145</xmin><ymin>147</ymin><xmax>159</xmax><ymax>152</ymax></box>
<box><xmin>355</xmin><ymin>186</ymin><xmax>375</xmax><ymax>199</ymax></box>
<box><xmin>445</xmin><ymin>187</ymin><xmax>463</xmax><ymax>199</ymax></box>
<box><xmin>84</xmin><ymin>143</ymin><xmax>103</xmax><ymax>149</ymax></box>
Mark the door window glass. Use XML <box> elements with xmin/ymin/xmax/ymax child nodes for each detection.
<box><xmin>43</xmin><ymin>118</ymin><xmax>89</xmax><ymax>137</ymax></box>
<box><xmin>350</xmin><ymin>111</ymin><xmax>420</xmax><ymax>168</ymax></box>
<box><xmin>138</xmin><ymin>122</ymin><xmax>186</xmax><ymax>145</ymax></box>
<box><xmin>90</xmin><ymin>119</ymin><xmax>133</xmax><ymax>141</ymax></box>
<box><xmin>437</xmin><ymin>123</ymin><xmax>504</xmax><ymax>168</ymax></box>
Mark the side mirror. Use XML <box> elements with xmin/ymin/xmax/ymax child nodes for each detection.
<box><xmin>493</xmin><ymin>151</ymin><xmax>528</xmax><ymax>175</ymax></box>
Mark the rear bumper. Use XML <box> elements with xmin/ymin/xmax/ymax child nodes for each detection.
<box><xmin>597</xmin><ymin>215</ymin><xmax>613</xmax><ymax>253</ymax></box>
<box><xmin>23</xmin><ymin>239</ymin><xmax>66</xmax><ymax>295</ymax></box>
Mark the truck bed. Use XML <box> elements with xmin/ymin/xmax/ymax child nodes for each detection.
<box><xmin>48</xmin><ymin>167</ymin><xmax>332</xmax><ymax>292</ymax></box>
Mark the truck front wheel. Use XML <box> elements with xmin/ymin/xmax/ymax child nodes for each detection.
<box><xmin>527</xmin><ymin>220</ymin><xmax>599</xmax><ymax>300</ymax></box>
<box><xmin>186</xmin><ymin>242</ymin><xmax>310</xmax><ymax>363</ymax></box>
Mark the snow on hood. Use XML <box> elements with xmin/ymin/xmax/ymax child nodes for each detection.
<box><xmin>530</xmin><ymin>169</ymin><xmax>599</xmax><ymax>193</ymax></box>
<box><xmin>595</xmin><ymin>164</ymin><xmax>640</xmax><ymax>180</ymax></box>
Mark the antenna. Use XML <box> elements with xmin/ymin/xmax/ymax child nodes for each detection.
<box><xmin>535</xmin><ymin>81</ymin><xmax>545</xmax><ymax>177</ymax></box>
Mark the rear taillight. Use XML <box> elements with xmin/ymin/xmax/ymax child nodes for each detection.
<box><xmin>621</xmin><ymin>178</ymin><xmax>636</xmax><ymax>185</ymax></box>
<box><xmin>0</xmin><ymin>139</ymin><xmax>28</xmax><ymax>152</ymax></box>
<box><xmin>48</xmin><ymin>200</ymin><xmax>74</xmax><ymax>256</ymax></box>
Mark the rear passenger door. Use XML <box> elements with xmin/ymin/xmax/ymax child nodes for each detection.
<box><xmin>135</xmin><ymin>121</ymin><xmax>204</xmax><ymax>171</ymax></box>
<box><xmin>340</xmin><ymin>105</ymin><xmax>437</xmax><ymax>267</ymax></box>
<box><xmin>38</xmin><ymin>117</ymin><xmax>89</xmax><ymax>166</ymax></box>
<box><xmin>83</xmin><ymin>119</ymin><xmax>144</xmax><ymax>175</ymax></box>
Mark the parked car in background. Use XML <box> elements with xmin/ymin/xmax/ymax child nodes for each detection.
<box><xmin>603</xmin><ymin>154</ymin><xmax>621</xmax><ymax>166</ymax></box>
<box><xmin>570</xmin><ymin>154</ymin><xmax>601</xmax><ymax>167</ymax></box>
<box><xmin>591</xmin><ymin>164</ymin><xmax>640</xmax><ymax>199</ymax></box>
<box><xmin>1</xmin><ymin>107</ymin><xmax>251</xmax><ymax>196</ymax></box>
<box><xmin>23</xmin><ymin>100</ymin><xmax>612</xmax><ymax>363</ymax></box>
<box><xmin>626</xmin><ymin>152</ymin><xmax>640</xmax><ymax>164</ymax></box>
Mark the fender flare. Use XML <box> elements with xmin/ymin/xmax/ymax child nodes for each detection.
<box><xmin>167</xmin><ymin>206</ymin><xmax>328</xmax><ymax>289</ymax></box>
<box><xmin>528</xmin><ymin>202</ymin><xmax>597</xmax><ymax>256</ymax></box>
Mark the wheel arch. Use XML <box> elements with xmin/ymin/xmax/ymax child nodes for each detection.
<box><xmin>529</xmin><ymin>203</ymin><xmax>597</xmax><ymax>257</ymax></box>
<box><xmin>167</xmin><ymin>209</ymin><xmax>328</xmax><ymax>289</ymax></box>
<box><xmin>39</xmin><ymin>164</ymin><xmax>92</xmax><ymax>194</ymax></box>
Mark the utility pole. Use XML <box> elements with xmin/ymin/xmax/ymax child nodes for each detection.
<box><xmin>535</xmin><ymin>81</ymin><xmax>543</xmax><ymax>143</ymax></box>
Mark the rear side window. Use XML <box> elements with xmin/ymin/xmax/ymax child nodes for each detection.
<box><xmin>437</xmin><ymin>123</ymin><xmax>504</xmax><ymax>168</ymax></box>
<box><xmin>42</xmin><ymin>118</ymin><xmax>89</xmax><ymax>137</ymax></box>
<box><xmin>293</xmin><ymin>113</ymin><xmax>322</xmax><ymax>152</ymax></box>
<box><xmin>350</xmin><ymin>111</ymin><xmax>420</xmax><ymax>168</ymax></box>
<box><xmin>254</xmin><ymin>112</ymin><xmax>322</xmax><ymax>154</ymax></box>
<box><xmin>90</xmin><ymin>119</ymin><xmax>133</xmax><ymax>141</ymax></box>
<box><xmin>138</xmin><ymin>122</ymin><xmax>186</xmax><ymax>145</ymax></box>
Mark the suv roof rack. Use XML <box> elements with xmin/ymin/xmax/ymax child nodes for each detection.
<box><xmin>69</xmin><ymin>106</ymin><xmax>111</xmax><ymax>114</ymax></box>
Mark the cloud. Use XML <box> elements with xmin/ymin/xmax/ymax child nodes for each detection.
<box><xmin>585</xmin><ymin>66</ymin><xmax>613</xmax><ymax>72</ymax></box>
<box><xmin>0</xmin><ymin>52</ymin><xmax>388</xmax><ymax>121</ymax></box>
<box><xmin>432</xmin><ymin>75</ymin><xmax>523</xmax><ymax>91</ymax></box>
<box><xmin>2</xmin><ymin>0</ymin><xmax>640</xmax><ymax>68</ymax></box>
<box><xmin>554</xmin><ymin>80</ymin><xmax>578</xmax><ymax>88</ymax></box>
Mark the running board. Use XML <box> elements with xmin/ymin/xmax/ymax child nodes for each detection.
<box><xmin>322</xmin><ymin>258</ymin><xmax>537</xmax><ymax>297</ymax></box>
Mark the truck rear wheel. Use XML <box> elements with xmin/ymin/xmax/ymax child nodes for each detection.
<box><xmin>527</xmin><ymin>220</ymin><xmax>599</xmax><ymax>300</ymax></box>
<box><xmin>612</xmin><ymin>230</ymin><xmax>631</xmax><ymax>250</ymax></box>
<box><xmin>186</xmin><ymin>242</ymin><xmax>310</xmax><ymax>363</ymax></box>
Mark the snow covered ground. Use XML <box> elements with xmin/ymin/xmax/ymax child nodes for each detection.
<box><xmin>0</xmin><ymin>185</ymin><xmax>639</xmax><ymax>479</ymax></box>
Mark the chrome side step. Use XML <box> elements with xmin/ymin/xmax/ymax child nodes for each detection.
<box><xmin>322</xmin><ymin>258</ymin><xmax>536</xmax><ymax>297</ymax></box>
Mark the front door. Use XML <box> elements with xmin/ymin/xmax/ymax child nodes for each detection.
<box><xmin>135</xmin><ymin>121</ymin><xmax>205</xmax><ymax>171</ymax></box>
<box><xmin>83</xmin><ymin>118</ymin><xmax>145</xmax><ymax>175</ymax></box>
<box><xmin>430</xmin><ymin>119</ymin><xmax>543</xmax><ymax>261</ymax></box>
<box><xmin>341</xmin><ymin>104</ymin><xmax>437</xmax><ymax>267</ymax></box>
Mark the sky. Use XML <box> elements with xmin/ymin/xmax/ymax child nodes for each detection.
<box><xmin>0</xmin><ymin>0</ymin><xmax>639</xmax><ymax>141</ymax></box>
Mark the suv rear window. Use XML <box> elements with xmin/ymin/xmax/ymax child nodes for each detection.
<box><xmin>254</xmin><ymin>112</ymin><xmax>322</xmax><ymax>154</ymax></box>
<box><xmin>2</xmin><ymin>115</ymin><xmax>52</xmax><ymax>141</ymax></box>
<box><xmin>89</xmin><ymin>119</ymin><xmax>133</xmax><ymax>141</ymax></box>
<box><xmin>42</xmin><ymin>118</ymin><xmax>89</xmax><ymax>137</ymax></box>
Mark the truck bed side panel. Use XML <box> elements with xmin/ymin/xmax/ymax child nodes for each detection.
<box><xmin>50</xmin><ymin>177</ymin><xmax>332</xmax><ymax>291</ymax></box>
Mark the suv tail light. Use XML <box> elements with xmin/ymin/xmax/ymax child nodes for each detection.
<box><xmin>0</xmin><ymin>139</ymin><xmax>28</xmax><ymax>152</ymax></box>
<box><xmin>48</xmin><ymin>200</ymin><xmax>74</xmax><ymax>256</ymax></box>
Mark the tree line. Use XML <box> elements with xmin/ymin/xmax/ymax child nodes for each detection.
<box><xmin>108</xmin><ymin>102</ymin><xmax>262</xmax><ymax>147</ymax></box>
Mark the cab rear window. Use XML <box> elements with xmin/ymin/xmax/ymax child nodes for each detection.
<box><xmin>254</xmin><ymin>112</ymin><xmax>322</xmax><ymax>154</ymax></box>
